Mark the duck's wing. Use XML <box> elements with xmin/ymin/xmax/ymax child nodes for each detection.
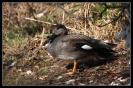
<box><xmin>61</xmin><ymin>34</ymin><xmax>116</xmax><ymax>58</ymax></box>
<box><xmin>61</xmin><ymin>34</ymin><xmax>112</xmax><ymax>50</ymax></box>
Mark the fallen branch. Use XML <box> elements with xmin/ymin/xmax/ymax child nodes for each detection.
<box><xmin>23</xmin><ymin>17</ymin><xmax>78</xmax><ymax>32</ymax></box>
<box><xmin>23</xmin><ymin>17</ymin><xmax>54</xmax><ymax>25</ymax></box>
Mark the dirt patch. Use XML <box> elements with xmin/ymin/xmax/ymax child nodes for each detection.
<box><xmin>3</xmin><ymin>48</ymin><xmax>130</xmax><ymax>86</ymax></box>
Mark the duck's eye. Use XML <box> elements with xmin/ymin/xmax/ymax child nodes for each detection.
<box><xmin>47</xmin><ymin>35</ymin><xmax>51</xmax><ymax>38</ymax></box>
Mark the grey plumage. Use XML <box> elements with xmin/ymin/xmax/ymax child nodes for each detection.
<box><xmin>44</xmin><ymin>33</ymin><xmax>115</xmax><ymax>61</ymax></box>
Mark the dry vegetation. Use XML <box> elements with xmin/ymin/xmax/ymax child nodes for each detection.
<box><xmin>2</xmin><ymin>2</ymin><xmax>130</xmax><ymax>86</ymax></box>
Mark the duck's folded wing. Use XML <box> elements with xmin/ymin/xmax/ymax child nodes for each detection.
<box><xmin>61</xmin><ymin>34</ymin><xmax>111</xmax><ymax>50</ymax></box>
<box><xmin>61</xmin><ymin>35</ymin><xmax>116</xmax><ymax>58</ymax></box>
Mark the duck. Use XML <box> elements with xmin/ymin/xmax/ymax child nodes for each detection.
<box><xmin>43</xmin><ymin>24</ymin><xmax>116</xmax><ymax>75</ymax></box>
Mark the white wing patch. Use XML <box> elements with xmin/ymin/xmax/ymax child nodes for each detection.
<box><xmin>81</xmin><ymin>45</ymin><xmax>92</xmax><ymax>50</ymax></box>
<box><xmin>103</xmin><ymin>40</ymin><xmax>109</xmax><ymax>43</ymax></box>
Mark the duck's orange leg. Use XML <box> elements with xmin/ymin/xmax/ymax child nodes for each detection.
<box><xmin>66</xmin><ymin>60</ymin><xmax>77</xmax><ymax>75</ymax></box>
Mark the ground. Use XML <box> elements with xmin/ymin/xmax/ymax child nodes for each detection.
<box><xmin>3</xmin><ymin>39</ymin><xmax>130</xmax><ymax>86</ymax></box>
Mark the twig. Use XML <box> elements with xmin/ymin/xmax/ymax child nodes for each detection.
<box><xmin>40</xmin><ymin>27</ymin><xmax>45</xmax><ymax>47</ymax></box>
<box><xmin>62</xmin><ymin>11</ymin><xmax>65</xmax><ymax>24</ymax></box>
<box><xmin>23</xmin><ymin>17</ymin><xmax>55</xmax><ymax>25</ymax></box>
<box><xmin>23</xmin><ymin>17</ymin><xmax>78</xmax><ymax>31</ymax></box>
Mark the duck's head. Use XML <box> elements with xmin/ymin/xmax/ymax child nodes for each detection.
<box><xmin>51</xmin><ymin>24</ymin><xmax>68</xmax><ymax>36</ymax></box>
<box><xmin>43</xmin><ymin>24</ymin><xmax>68</xmax><ymax>49</ymax></box>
